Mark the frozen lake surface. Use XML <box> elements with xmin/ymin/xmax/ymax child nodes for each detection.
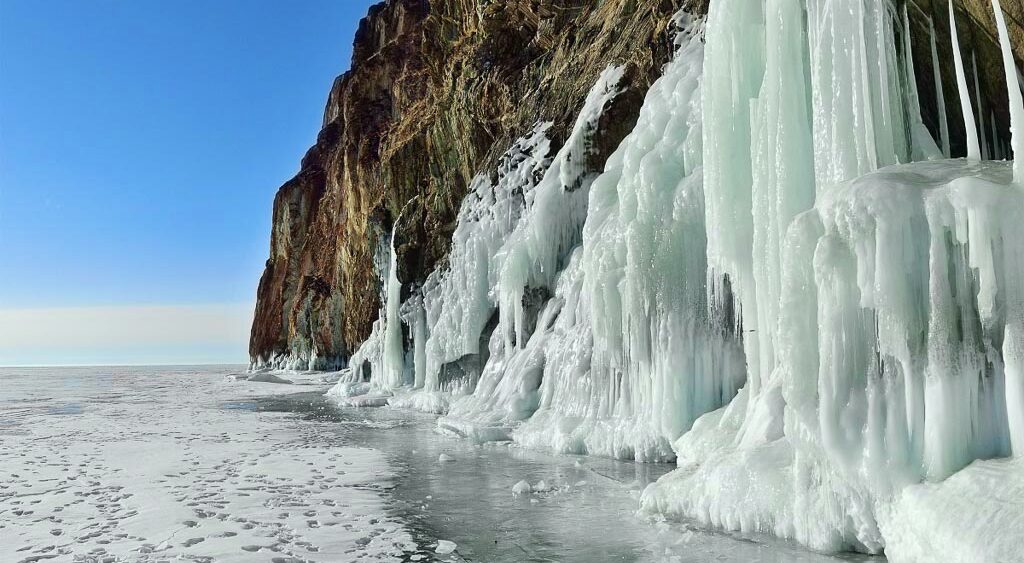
<box><xmin>0</xmin><ymin>366</ymin><xmax>879</xmax><ymax>562</ymax></box>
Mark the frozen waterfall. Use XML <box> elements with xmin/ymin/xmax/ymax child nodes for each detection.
<box><xmin>327</xmin><ymin>1</ymin><xmax>1024</xmax><ymax>560</ymax></box>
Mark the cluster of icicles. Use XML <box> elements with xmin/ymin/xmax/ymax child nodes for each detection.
<box><xmin>324</xmin><ymin>0</ymin><xmax>1024</xmax><ymax>558</ymax></box>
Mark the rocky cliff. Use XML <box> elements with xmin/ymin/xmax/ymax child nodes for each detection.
<box><xmin>251</xmin><ymin>0</ymin><xmax>1024</xmax><ymax>370</ymax></box>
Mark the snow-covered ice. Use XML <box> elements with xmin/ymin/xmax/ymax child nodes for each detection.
<box><xmin>532</xmin><ymin>480</ymin><xmax>552</xmax><ymax>493</ymax></box>
<box><xmin>244</xmin><ymin>372</ymin><xmax>294</xmax><ymax>384</ymax></box>
<box><xmin>0</xmin><ymin>366</ymin><xmax>415</xmax><ymax>562</ymax></box>
<box><xmin>511</xmin><ymin>480</ymin><xmax>532</xmax><ymax>496</ymax></box>
<box><xmin>1</xmin><ymin>365</ymin><xmax>855</xmax><ymax>562</ymax></box>
<box><xmin>433</xmin><ymin>540</ymin><xmax>457</xmax><ymax>554</ymax></box>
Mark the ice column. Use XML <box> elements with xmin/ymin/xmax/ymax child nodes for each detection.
<box><xmin>930</xmin><ymin>17</ymin><xmax>952</xmax><ymax>157</ymax></box>
<box><xmin>901</xmin><ymin>3</ymin><xmax>942</xmax><ymax>160</ymax></box>
<box><xmin>401</xmin><ymin>295</ymin><xmax>427</xmax><ymax>389</ymax></box>
<box><xmin>701</xmin><ymin>0</ymin><xmax>764</xmax><ymax>390</ymax></box>
<box><xmin>380</xmin><ymin>219</ymin><xmax>406</xmax><ymax>389</ymax></box>
<box><xmin>746</xmin><ymin>0</ymin><xmax>816</xmax><ymax>438</ymax></box>
<box><xmin>972</xmin><ymin>52</ymin><xmax>990</xmax><ymax>159</ymax></box>
<box><xmin>806</xmin><ymin>0</ymin><xmax>907</xmax><ymax>186</ymax></box>
<box><xmin>993</xmin><ymin>0</ymin><xmax>1024</xmax><ymax>180</ymax></box>
<box><xmin>992</xmin><ymin>0</ymin><xmax>1024</xmax><ymax>456</ymax></box>
<box><xmin>948</xmin><ymin>0</ymin><xmax>981</xmax><ymax>160</ymax></box>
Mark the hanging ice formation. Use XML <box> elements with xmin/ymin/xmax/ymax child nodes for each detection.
<box><xmin>641</xmin><ymin>0</ymin><xmax>1024</xmax><ymax>556</ymax></box>
<box><xmin>511</xmin><ymin>16</ymin><xmax>745</xmax><ymax>460</ymax></box>
<box><xmin>902</xmin><ymin>4</ymin><xmax>943</xmax><ymax>161</ymax></box>
<box><xmin>973</xmin><ymin>52</ymin><xmax>990</xmax><ymax>159</ymax></box>
<box><xmin>325</xmin><ymin>0</ymin><xmax>1024</xmax><ymax>558</ymax></box>
<box><xmin>326</xmin><ymin>214</ymin><xmax>409</xmax><ymax>405</ymax></box>
<box><xmin>929</xmin><ymin>15</ymin><xmax>952</xmax><ymax>157</ymax></box>
<box><xmin>948</xmin><ymin>0</ymin><xmax>981</xmax><ymax>160</ymax></box>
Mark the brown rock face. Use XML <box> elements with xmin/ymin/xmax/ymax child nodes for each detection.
<box><xmin>251</xmin><ymin>0</ymin><xmax>1024</xmax><ymax>369</ymax></box>
<box><xmin>250</xmin><ymin>0</ymin><xmax>693</xmax><ymax>368</ymax></box>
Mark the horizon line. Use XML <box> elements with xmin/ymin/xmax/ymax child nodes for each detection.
<box><xmin>0</xmin><ymin>362</ymin><xmax>250</xmax><ymax>369</ymax></box>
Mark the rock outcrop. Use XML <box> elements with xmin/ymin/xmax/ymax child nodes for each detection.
<box><xmin>251</xmin><ymin>0</ymin><xmax>1024</xmax><ymax>370</ymax></box>
<box><xmin>250</xmin><ymin>0</ymin><xmax>693</xmax><ymax>368</ymax></box>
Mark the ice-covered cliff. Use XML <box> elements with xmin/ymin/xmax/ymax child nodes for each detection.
<box><xmin>250</xmin><ymin>0</ymin><xmax>1024</xmax><ymax>370</ymax></box>
<box><xmin>255</xmin><ymin>0</ymin><xmax>1024</xmax><ymax>560</ymax></box>
<box><xmin>249</xmin><ymin>0</ymin><xmax>684</xmax><ymax>370</ymax></box>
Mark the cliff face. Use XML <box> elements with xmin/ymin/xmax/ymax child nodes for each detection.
<box><xmin>251</xmin><ymin>0</ymin><xmax>1024</xmax><ymax>369</ymax></box>
<box><xmin>251</xmin><ymin>0</ymin><xmax>694</xmax><ymax>368</ymax></box>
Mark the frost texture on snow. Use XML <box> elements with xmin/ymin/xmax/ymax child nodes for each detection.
<box><xmin>325</xmin><ymin>3</ymin><xmax>1024</xmax><ymax>559</ymax></box>
<box><xmin>0</xmin><ymin>367</ymin><xmax>416</xmax><ymax>562</ymax></box>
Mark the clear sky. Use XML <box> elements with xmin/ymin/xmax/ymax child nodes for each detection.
<box><xmin>0</xmin><ymin>0</ymin><xmax>379</xmax><ymax>365</ymax></box>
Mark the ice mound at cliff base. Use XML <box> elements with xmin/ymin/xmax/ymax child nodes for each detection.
<box><xmin>641</xmin><ymin>158</ymin><xmax>1024</xmax><ymax>555</ymax></box>
<box><xmin>878</xmin><ymin>456</ymin><xmax>1024</xmax><ymax>562</ymax></box>
<box><xmin>244</xmin><ymin>372</ymin><xmax>294</xmax><ymax>384</ymax></box>
<box><xmin>386</xmin><ymin>390</ymin><xmax>452</xmax><ymax>414</ymax></box>
<box><xmin>326</xmin><ymin>381</ymin><xmax>392</xmax><ymax>407</ymax></box>
<box><xmin>325</xmin><ymin>380</ymin><xmax>372</xmax><ymax>398</ymax></box>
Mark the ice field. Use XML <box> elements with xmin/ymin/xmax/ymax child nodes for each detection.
<box><xmin>0</xmin><ymin>366</ymin><xmax>873</xmax><ymax>562</ymax></box>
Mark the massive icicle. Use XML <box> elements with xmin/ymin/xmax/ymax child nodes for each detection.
<box><xmin>973</xmin><ymin>52</ymin><xmax>990</xmax><ymax>159</ymax></box>
<box><xmin>992</xmin><ymin>0</ymin><xmax>1024</xmax><ymax>458</ymax></box>
<box><xmin>929</xmin><ymin>17</ymin><xmax>952</xmax><ymax>157</ymax></box>
<box><xmin>948</xmin><ymin>0</ymin><xmax>981</xmax><ymax>160</ymax></box>
<box><xmin>494</xmin><ymin>65</ymin><xmax>627</xmax><ymax>350</ymax></box>
<box><xmin>901</xmin><ymin>4</ymin><xmax>943</xmax><ymax>161</ymax></box>
<box><xmin>412</xmin><ymin>125</ymin><xmax>553</xmax><ymax>411</ymax></box>
<box><xmin>993</xmin><ymin>0</ymin><xmax>1024</xmax><ymax>180</ymax></box>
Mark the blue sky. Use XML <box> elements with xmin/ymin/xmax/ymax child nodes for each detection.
<box><xmin>0</xmin><ymin>0</ymin><xmax>378</xmax><ymax>365</ymax></box>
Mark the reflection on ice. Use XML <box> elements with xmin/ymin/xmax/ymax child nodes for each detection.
<box><xmin>262</xmin><ymin>390</ymin><xmax>875</xmax><ymax>563</ymax></box>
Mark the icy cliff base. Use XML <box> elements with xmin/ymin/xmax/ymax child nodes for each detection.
<box><xmin>641</xmin><ymin>158</ymin><xmax>1024</xmax><ymax>554</ymax></box>
<box><xmin>879</xmin><ymin>456</ymin><xmax>1024</xmax><ymax>562</ymax></box>
<box><xmin>643</xmin><ymin>443</ymin><xmax>1024</xmax><ymax>561</ymax></box>
<box><xmin>324</xmin><ymin>2</ymin><xmax>1024</xmax><ymax>559</ymax></box>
